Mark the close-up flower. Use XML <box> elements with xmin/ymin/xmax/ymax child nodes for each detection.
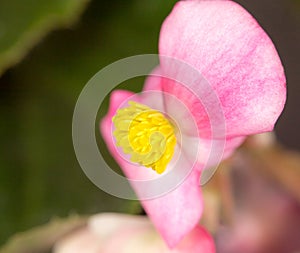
<box><xmin>2</xmin><ymin>0</ymin><xmax>299</xmax><ymax>252</ymax></box>
<box><xmin>101</xmin><ymin>0</ymin><xmax>286</xmax><ymax>248</ymax></box>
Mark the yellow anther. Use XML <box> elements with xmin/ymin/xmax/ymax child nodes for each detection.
<box><xmin>112</xmin><ymin>101</ymin><xmax>176</xmax><ymax>174</ymax></box>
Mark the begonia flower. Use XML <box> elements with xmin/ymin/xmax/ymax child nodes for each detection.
<box><xmin>101</xmin><ymin>0</ymin><xmax>286</xmax><ymax>248</ymax></box>
<box><xmin>54</xmin><ymin>213</ymin><xmax>215</xmax><ymax>253</ymax></box>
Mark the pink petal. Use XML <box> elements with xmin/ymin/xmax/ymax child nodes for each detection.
<box><xmin>144</xmin><ymin>72</ymin><xmax>246</xmax><ymax>167</ymax></box>
<box><xmin>101</xmin><ymin>90</ymin><xmax>204</xmax><ymax>248</ymax></box>
<box><xmin>155</xmin><ymin>75</ymin><xmax>213</xmax><ymax>138</ymax></box>
<box><xmin>142</xmin><ymin>168</ymin><xmax>203</xmax><ymax>248</ymax></box>
<box><xmin>143</xmin><ymin>66</ymin><xmax>163</xmax><ymax>92</ymax></box>
<box><xmin>159</xmin><ymin>0</ymin><xmax>286</xmax><ymax>138</ymax></box>
<box><xmin>176</xmin><ymin>225</ymin><xmax>216</xmax><ymax>253</ymax></box>
<box><xmin>89</xmin><ymin>214</ymin><xmax>215</xmax><ymax>253</ymax></box>
<box><xmin>104</xmin><ymin>89</ymin><xmax>136</xmax><ymax>122</ymax></box>
<box><xmin>143</xmin><ymin>69</ymin><xmax>212</xmax><ymax>139</ymax></box>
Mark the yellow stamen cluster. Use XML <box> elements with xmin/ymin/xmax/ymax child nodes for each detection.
<box><xmin>112</xmin><ymin>101</ymin><xmax>176</xmax><ymax>174</ymax></box>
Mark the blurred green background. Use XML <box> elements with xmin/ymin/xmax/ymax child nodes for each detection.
<box><xmin>0</xmin><ymin>0</ymin><xmax>299</xmax><ymax>247</ymax></box>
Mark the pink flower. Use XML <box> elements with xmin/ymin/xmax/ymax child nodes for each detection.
<box><xmin>101</xmin><ymin>0</ymin><xmax>286</xmax><ymax>248</ymax></box>
<box><xmin>54</xmin><ymin>213</ymin><xmax>215</xmax><ymax>253</ymax></box>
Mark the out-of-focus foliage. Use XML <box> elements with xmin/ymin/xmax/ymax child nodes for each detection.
<box><xmin>0</xmin><ymin>0</ymin><xmax>90</xmax><ymax>76</ymax></box>
<box><xmin>0</xmin><ymin>0</ymin><xmax>177</xmax><ymax>246</ymax></box>
<box><xmin>0</xmin><ymin>215</ymin><xmax>86</xmax><ymax>253</ymax></box>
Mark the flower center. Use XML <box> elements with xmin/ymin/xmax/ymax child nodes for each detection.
<box><xmin>112</xmin><ymin>101</ymin><xmax>176</xmax><ymax>174</ymax></box>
